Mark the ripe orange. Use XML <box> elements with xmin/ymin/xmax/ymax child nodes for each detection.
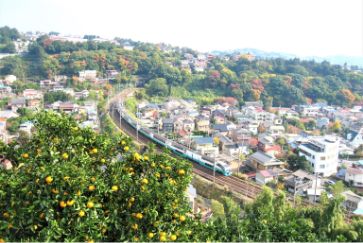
<box><xmin>129</xmin><ymin>197</ymin><xmax>135</xmax><ymax>202</ymax></box>
<box><xmin>159</xmin><ymin>235</ymin><xmax>167</xmax><ymax>242</ymax></box>
<box><xmin>131</xmin><ymin>223</ymin><xmax>138</xmax><ymax>230</ymax></box>
<box><xmin>101</xmin><ymin>158</ymin><xmax>106</xmax><ymax>163</ymax></box>
<box><xmin>141</xmin><ymin>178</ymin><xmax>148</xmax><ymax>185</ymax></box>
<box><xmin>147</xmin><ymin>232</ymin><xmax>154</xmax><ymax>238</ymax></box>
<box><xmin>62</xmin><ymin>152</ymin><xmax>69</xmax><ymax>160</ymax></box>
<box><xmin>178</xmin><ymin>169</ymin><xmax>185</xmax><ymax>176</ymax></box>
<box><xmin>111</xmin><ymin>185</ymin><xmax>118</xmax><ymax>192</ymax></box>
<box><xmin>91</xmin><ymin>148</ymin><xmax>98</xmax><ymax>154</ymax></box>
<box><xmin>66</xmin><ymin>200</ymin><xmax>75</xmax><ymax>206</ymax></box>
<box><xmin>88</xmin><ymin>185</ymin><xmax>96</xmax><ymax>191</ymax></box>
<box><xmin>87</xmin><ymin>201</ymin><xmax>94</xmax><ymax>208</ymax></box>
<box><xmin>59</xmin><ymin>201</ymin><xmax>67</xmax><ymax>208</ymax></box>
<box><xmin>121</xmin><ymin>140</ymin><xmax>126</xmax><ymax>145</ymax></box>
<box><xmin>45</xmin><ymin>176</ymin><xmax>53</xmax><ymax>184</ymax></box>
<box><xmin>51</xmin><ymin>188</ymin><xmax>59</xmax><ymax>194</ymax></box>
<box><xmin>79</xmin><ymin>210</ymin><xmax>85</xmax><ymax>217</ymax></box>
<box><xmin>135</xmin><ymin>212</ymin><xmax>143</xmax><ymax>219</ymax></box>
<box><xmin>144</xmin><ymin>155</ymin><xmax>149</xmax><ymax>160</ymax></box>
<box><xmin>179</xmin><ymin>215</ymin><xmax>186</xmax><ymax>222</ymax></box>
<box><xmin>3</xmin><ymin>212</ymin><xmax>10</xmax><ymax>219</ymax></box>
<box><xmin>170</xmin><ymin>235</ymin><xmax>177</xmax><ymax>241</ymax></box>
<box><xmin>123</xmin><ymin>146</ymin><xmax>129</xmax><ymax>151</ymax></box>
<box><xmin>22</xmin><ymin>153</ymin><xmax>29</xmax><ymax>159</ymax></box>
<box><xmin>90</xmin><ymin>177</ymin><xmax>96</xmax><ymax>182</ymax></box>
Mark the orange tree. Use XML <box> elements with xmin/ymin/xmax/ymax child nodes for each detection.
<box><xmin>0</xmin><ymin>111</ymin><xmax>206</xmax><ymax>242</ymax></box>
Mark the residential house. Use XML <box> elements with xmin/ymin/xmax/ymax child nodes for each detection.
<box><xmin>257</xmin><ymin>135</ymin><xmax>282</xmax><ymax>157</ymax></box>
<box><xmin>195</xmin><ymin>116</ymin><xmax>210</xmax><ymax>133</ymax></box>
<box><xmin>40</xmin><ymin>79</ymin><xmax>56</xmax><ymax>90</ymax></box>
<box><xmin>106</xmin><ymin>70</ymin><xmax>119</xmax><ymax>79</ymax></box>
<box><xmin>23</xmin><ymin>89</ymin><xmax>43</xmax><ymax>100</ymax></box>
<box><xmin>74</xmin><ymin>90</ymin><xmax>90</xmax><ymax>99</ymax></box>
<box><xmin>246</xmin><ymin>151</ymin><xmax>285</xmax><ymax>171</ymax></box>
<box><xmin>317</xmin><ymin>117</ymin><xmax>330</xmax><ymax>129</ymax></box>
<box><xmin>0</xmin><ymin>110</ymin><xmax>18</xmax><ymax>119</ymax></box>
<box><xmin>26</xmin><ymin>98</ymin><xmax>42</xmax><ymax>109</ymax></box>
<box><xmin>243</xmin><ymin>106</ymin><xmax>275</xmax><ymax>126</ymax></box>
<box><xmin>9</xmin><ymin>97</ymin><xmax>26</xmax><ymax>111</ymax></box>
<box><xmin>212</xmin><ymin>124</ymin><xmax>229</xmax><ymax>136</ymax></box>
<box><xmin>0</xmin><ymin>84</ymin><xmax>12</xmax><ymax>95</ymax></box>
<box><xmin>256</xmin><ymin>170</ymin><xmax>277</xmax><ymax>185</ymax></box>
<box><xmin>341</xmin><ymin>190</ymin><xmax>363</xmax><ymax>212</ymax></box>
<box><xmin>79</xmin><ymin>70</ymin><xmax>97</xmax><ymax>81</ymax></box>
<box><xmin>230</xmin><ymin>128</ymin><xmax>251</xmax><ymax>143</ymax></box>
<box><xmin>4</xmin><ymin>75</ymin><xmax>16</xmax><ymax>84</ymax></box>
<box><xmin>162</xmin><ymin>118</ymin><xmax>174</xmax><ymax>133</ymax></box>
<box><xmin>268</xmin><ymin>125</ymin><xmax>285</xmax><ymax>137</ymax></box>
<box><xmin>346</xmin><ymin>124</ymin><xmax>363</xmax><ymax>149</ymax></box>
<box><xmin>284</xmin><ymin>169</ymin><xmax>314</xmax><ymax>194</ymax></box>
<box><xmin>54</xmin><ymin>75</ymin><xmax>68</xmax><ymax>83</ymax></box>
<box><xmin>295</xmin><ymin>105</ymin><xmax>321</xmax><ymax>117</ymax></box>
<box><xmin>182</xmin><ymin>119</ymin><xmax>195</xmax><ymax>132</ymax></box>
<box><xmin>271</xmin><ymin>107</ymin><xmax>299</xmax><ymax>119</ymax></box>
<box><xmin>212</xmin><ymin>110</ymin><xmax>226</xmax><ymax>124</ymax></box>
<box><xmin>192</xmin><ymin>137</ymin><xmax>219</xmax><ymax>157</ymax></box>
<box><xmin>52</xmin><ymin>102</ymin><xmax>79</xmax><ymax>113</ymax></box>
<box><xmin>345</xmin><ymin>163</ymin><xmax>363</xmax><ymax>187</ymax></box>
<box><xmin>243</xmin><ymin>101</ymin><xmax>263</xmax><ymax>108</ymax></box>
<box><xmin>223</xmin><ymin>143</ymin><xmax>249</xmax><ymax>157</ymax></box>
<box><xmin>298</xmin><ymin>136</ymin><xmax>340</xmax><ymax>177</ymax></box>
<box><xmin>140</xmin><ymin>104</ymin><xmax>159</xmax><ymax>120</ymax></box>
<box><xmin>200</xmin><ymin>107</ymin><xmax>212</xmax><ymax>118</ymax></box>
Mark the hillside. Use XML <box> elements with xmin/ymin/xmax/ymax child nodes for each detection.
<box><xmin>1</xmin><ymin>26</ymin><xmax>363</xmax><ymax>108</ymax></box>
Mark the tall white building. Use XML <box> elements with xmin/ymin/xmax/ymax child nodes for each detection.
<box><xmin>298</xmin><ymin>136</ymin><xmax>339</xmax><ymax>177</ymax></box>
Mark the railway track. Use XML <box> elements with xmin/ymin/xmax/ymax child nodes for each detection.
<box><xmin>109</xmin><ymin>105</ymin><xmax>262</xmax><ymax>199</ymax></box>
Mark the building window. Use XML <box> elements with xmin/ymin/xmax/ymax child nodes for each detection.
<box><xmin>320</xmin><ymin>164</ymin><xmax>325</xmax><ymax>169</ymax></box>
<box><xmin>321</xmin><ymin>156</ymin><xmax>326</xmax><ymax>160</ymax></box>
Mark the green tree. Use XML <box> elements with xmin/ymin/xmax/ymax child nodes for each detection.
<box><xmin>0</xmin><ymin>111</ymin><xmax>202</xmax><ymax>242</ymax></box>
<box><xmin>43</xmin><ymin>91</ymin><xmax>70</xmax><ymax>104</ymax></box>
<box><xmin>145</xmin><ymin>78</ymin><xmax>169</xmax><ymax>97</ymax></box>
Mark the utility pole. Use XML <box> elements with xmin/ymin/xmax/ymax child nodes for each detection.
<box><xmin>313</xmin><ymin>172</ymin><xmax>318</xmax><ymax>203</ymax></box>
<box><xmin>136</xmin><ymin>105</ymin><xmax>139</xmax><ymax>142</ymax></box>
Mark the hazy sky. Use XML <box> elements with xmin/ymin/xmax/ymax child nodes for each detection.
<box><xmin>1</xmin><ymin>0</ymin><xmax>362</xmax><ymax>57</ymax></box>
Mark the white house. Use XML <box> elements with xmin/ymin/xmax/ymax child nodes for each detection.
<box><xmin>341</xmin><ymin>190</ymin><xmax>363</xmax><ymax>212</ymax></box>
<box><xmin>298</xmin><ymin>136</ymin><xmax>339</xmax><ymax>177</ymax></box>
<box><xmin>256</xmin><ymin>170</ymin><xmax>276</xmax><ymax>185</ymax></box>
<box><xmin>79</xmin><ymin>70</ymin><xmax>97</xmax><ymax>81</ymax></box>
<box><xmin>345</xmin><ymin>166</ymin><xmax>363</xmax><ymax>187</ymax></box>
<box><xmin>4</xmin><ymin>75</ymin><xmax>16</xmax><ymax>84</ymax></box>
<box><xmin>346</xmin><ymin>125</ymin><xmax>363</xmax><ymax>149</ymax></box>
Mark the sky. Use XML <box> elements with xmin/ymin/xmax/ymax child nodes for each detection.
<box><xmin>0</xmin><ymin>0</ymin><xmax>362</xmax><ymax>57</ymax></box>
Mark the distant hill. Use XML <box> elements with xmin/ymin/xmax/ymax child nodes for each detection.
<box><xmin>212</xmin><ymin>48</ymin><xmax>363</xmax><ymax>68</ymax></box>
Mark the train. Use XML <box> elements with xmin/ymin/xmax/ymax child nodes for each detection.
<box><xmin>117</xmin><ymin>106</ymin><xmax>232</xmax><ymax>176</ymax></box>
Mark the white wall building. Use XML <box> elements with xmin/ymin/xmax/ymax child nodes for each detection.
<box><xmin>345</xmin><ymin>166</ymin><xmax>363</xmax><ymax>187</ymax></box>
<box><xmin>79</xmin><ymin>70</ymin><xmax>97</xmax><ymax>81</ymax></box>
<box><xmin>298</xmin><ymin>136</ymin><xmax>339</xmax><ymax>177</ymax></box>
